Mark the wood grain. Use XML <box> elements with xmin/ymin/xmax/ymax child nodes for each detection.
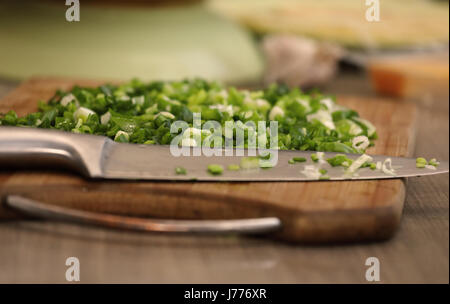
<box><xmin>0</xmin><ymin>77</ymin><xmax>417</xmax><ymax>243</ymax></box>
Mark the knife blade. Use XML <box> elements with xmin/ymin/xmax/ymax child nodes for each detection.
<box><xmin>0</xmin><ymin>127</ymin><xmax>448</xmax><ymax>181</ymax></box>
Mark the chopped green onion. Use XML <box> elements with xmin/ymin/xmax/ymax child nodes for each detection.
<box><xmin>311</xmin><ymin>153</ymin><xmax>319</xmax><ymax>162</ymax></box>
<box><xmin>429</xmin><ymin>158</ymin><xmax>440</xmax><ymax>167</ymax></box>
<box><xmin>258</xmin><ymin>152</ymin><xmax>274</xmax><ymax>168</ymax></box>
<box><xmin>416</xmin><ymin>157</ymin><xmax>428</xmax><ymax>168</ymax></box>
<box><xmin>259</xmin><ymin>153</ymin><xmax>271</xmax><ymax>160</ymax></box>
<box><xmin>288</xmin><ymin>159</ymin><xmax>295</xmax><ymax>164</ymax></box>
<box><xmin>319</xmin><ymin>168</ymin><xmax>328</xmax><ymax>175</ymax></box>
<box><xmin>73</xmin><ymin>107</ymin><xmax>95</xmax><ymax>122</ymax></box>
<box><xmin>261</xmin><ymin>166</ymin><xmax>273</xmax><ymax>170</ymax></box>
<box><xmin>327</xmin><ymin>154</ymin><xmax>353</xmax><ymax>167</ymax></box>
<box><xmin>175</xmin><ymin>167</ymin><xmax>187</xmax><ymax>175</ymax></box>
<box><xmin>207</xmin><ymin>164</ymin><xmax>224</xmax><ymax>175</ymax></box>
<box><xmin>114</xmin><ymin>131</ymin><xmax>129</xmax><ymax>143</ymax></box>
<box><xmin>292</xmin><ymin>157</ymin><xmax>307</xmax><ymax>163</ymax></box>
<box><xmin>301</xmin><ymin>165</ymin><xmax>322</xmax><ymax>179</ymax></box>
<box><xmin>240</xmin><ymin>157</ymin><xmax>260</xmax><ymax>169</ymax></box>
<box><xmin>381</xmin><ymin>158</ymin><xmax>396</xmax><ymax>176</ymax></box>
<box><xmin>227</xmin><ymin>164</ymin><xmax>240</xmax><ymax>171</ymax></box>
<box><xmin>100</xmin><ymin>112</ymin><xmax>111</xmax><ymax>125</ymax></box>
<box><xmin>346</xmin><ymin>154</ymin><xmax>374</xmax><ymax>176</ymax></box>
<box><xmin>361</xmin><ymin>162</ymin><xmax>372</xmax><ymax>168</ymax></box>
<box><xmin>0</xmin><ymin>79</ymin><xmax>376</xmax><ymax>154</ymax></box>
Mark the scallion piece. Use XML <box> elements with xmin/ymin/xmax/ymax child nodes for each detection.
<box><xmin>175</xmin><ymin>167</ymin><xmax>187</xmax><ymax>175</ymax></box>
<box><xmin>259</xmin><ymin>153</ymin><xmax>271</xmax><ymax>160</ymax></box>
<box><xmin>207</xmin><ymin>164</ymin><xmax>224</xmax><ymax>175</ymax></box>
<box><xmin>327</xmin><ymin>154</ymin><xmax>352</xmax><ymax>167</ymax></box>
<box><xmin>227</xmin><ymin>164</ymin><xmax>240</xmax><ymax>171</ymax></box>
<box><xmin>292</xmin><ymin>157</ymin><xmax>307</xmax><ymax>163</ymax></box>
<box><xmin>240</xmin><ymin>157</ymin><xmax>260</xmax><ymax>169</ymax></box>
<box><xmin>416</xmin><ymin>157</ymin><xmax>428</xmax><ymax>168</ymax></box>
<box><xmin>114</xmin><ymin>131</ymin><xmax>129</xmax><ymax>143</ymax></box>
<box><xmin>429</xmin><ymin>158</ymin><xmax>440</xmax><ymax>167</ymax></box>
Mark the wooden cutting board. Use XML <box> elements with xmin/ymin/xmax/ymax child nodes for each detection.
<box><xmin>0</xmin><ymin>77</ymin><xmax>417</xmax><ymax>243</ymax></box>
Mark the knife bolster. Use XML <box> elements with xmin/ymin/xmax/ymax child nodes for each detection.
<box><xmin>0</xmin><ymin>127</ymin><xmax>108</xmax><ymax>178</ymax></box>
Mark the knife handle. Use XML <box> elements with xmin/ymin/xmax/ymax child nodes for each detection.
<box><xmin>0</xmin><ymin>127</ymin><xmax>107</xmax><ymax>177</ymax></box>
<box><xmin>5</xmin><ymin>195</ymin><xmax>282</xmax><ymax>235</ymax></box>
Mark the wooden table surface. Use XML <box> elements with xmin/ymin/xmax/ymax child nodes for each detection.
<box><xmin>0</xmin><ymin>73</ymin><xmax>448</xmax><ymax>283</ymax></box>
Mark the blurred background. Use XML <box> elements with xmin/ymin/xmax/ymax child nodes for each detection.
<box><xmin>0</xmin><ymin>0</ymin><xmax>448</xmax><ymax>100</ymax></box>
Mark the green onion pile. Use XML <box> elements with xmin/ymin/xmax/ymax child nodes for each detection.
<box><xmin>0</xmin><ymin>78</ymin><xmax>377</xmax><ymax>153</ymax></box>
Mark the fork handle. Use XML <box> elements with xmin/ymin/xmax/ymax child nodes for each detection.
<box><xmin>5</xmin><ymin>195</ymin><xmax>282</xmax><ymax>235</ymax></box>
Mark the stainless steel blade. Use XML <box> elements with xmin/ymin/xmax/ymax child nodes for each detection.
<box><xmin>101</xmin><ymin>142</ymin><xmax>449</xmax><ymax>181</ymax></box>
<box><xmin>1</xmin><ymin>128</ymin><xmax>447</xmax><ymax>182</ymax></box>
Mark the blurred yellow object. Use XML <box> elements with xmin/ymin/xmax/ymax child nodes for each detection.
<box><xmin>208</xmin><ymin>0</ymin><xmax>449</xmax><ymax>49</ymax></box>
<box><xmin>368</xmin><ymin>52</ymin><xmax>449</xmax><ymax>99</ymax></box>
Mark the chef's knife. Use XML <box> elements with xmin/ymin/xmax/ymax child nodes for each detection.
<box><xmin>1</xmin><ymin>127</ymin><xmax>447</xmax><ymax>236</ymax></box>
<box><xmin>0</xmin><ymin>127</ymin><xmax>448</xmax><ymax>181</ymax></box>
